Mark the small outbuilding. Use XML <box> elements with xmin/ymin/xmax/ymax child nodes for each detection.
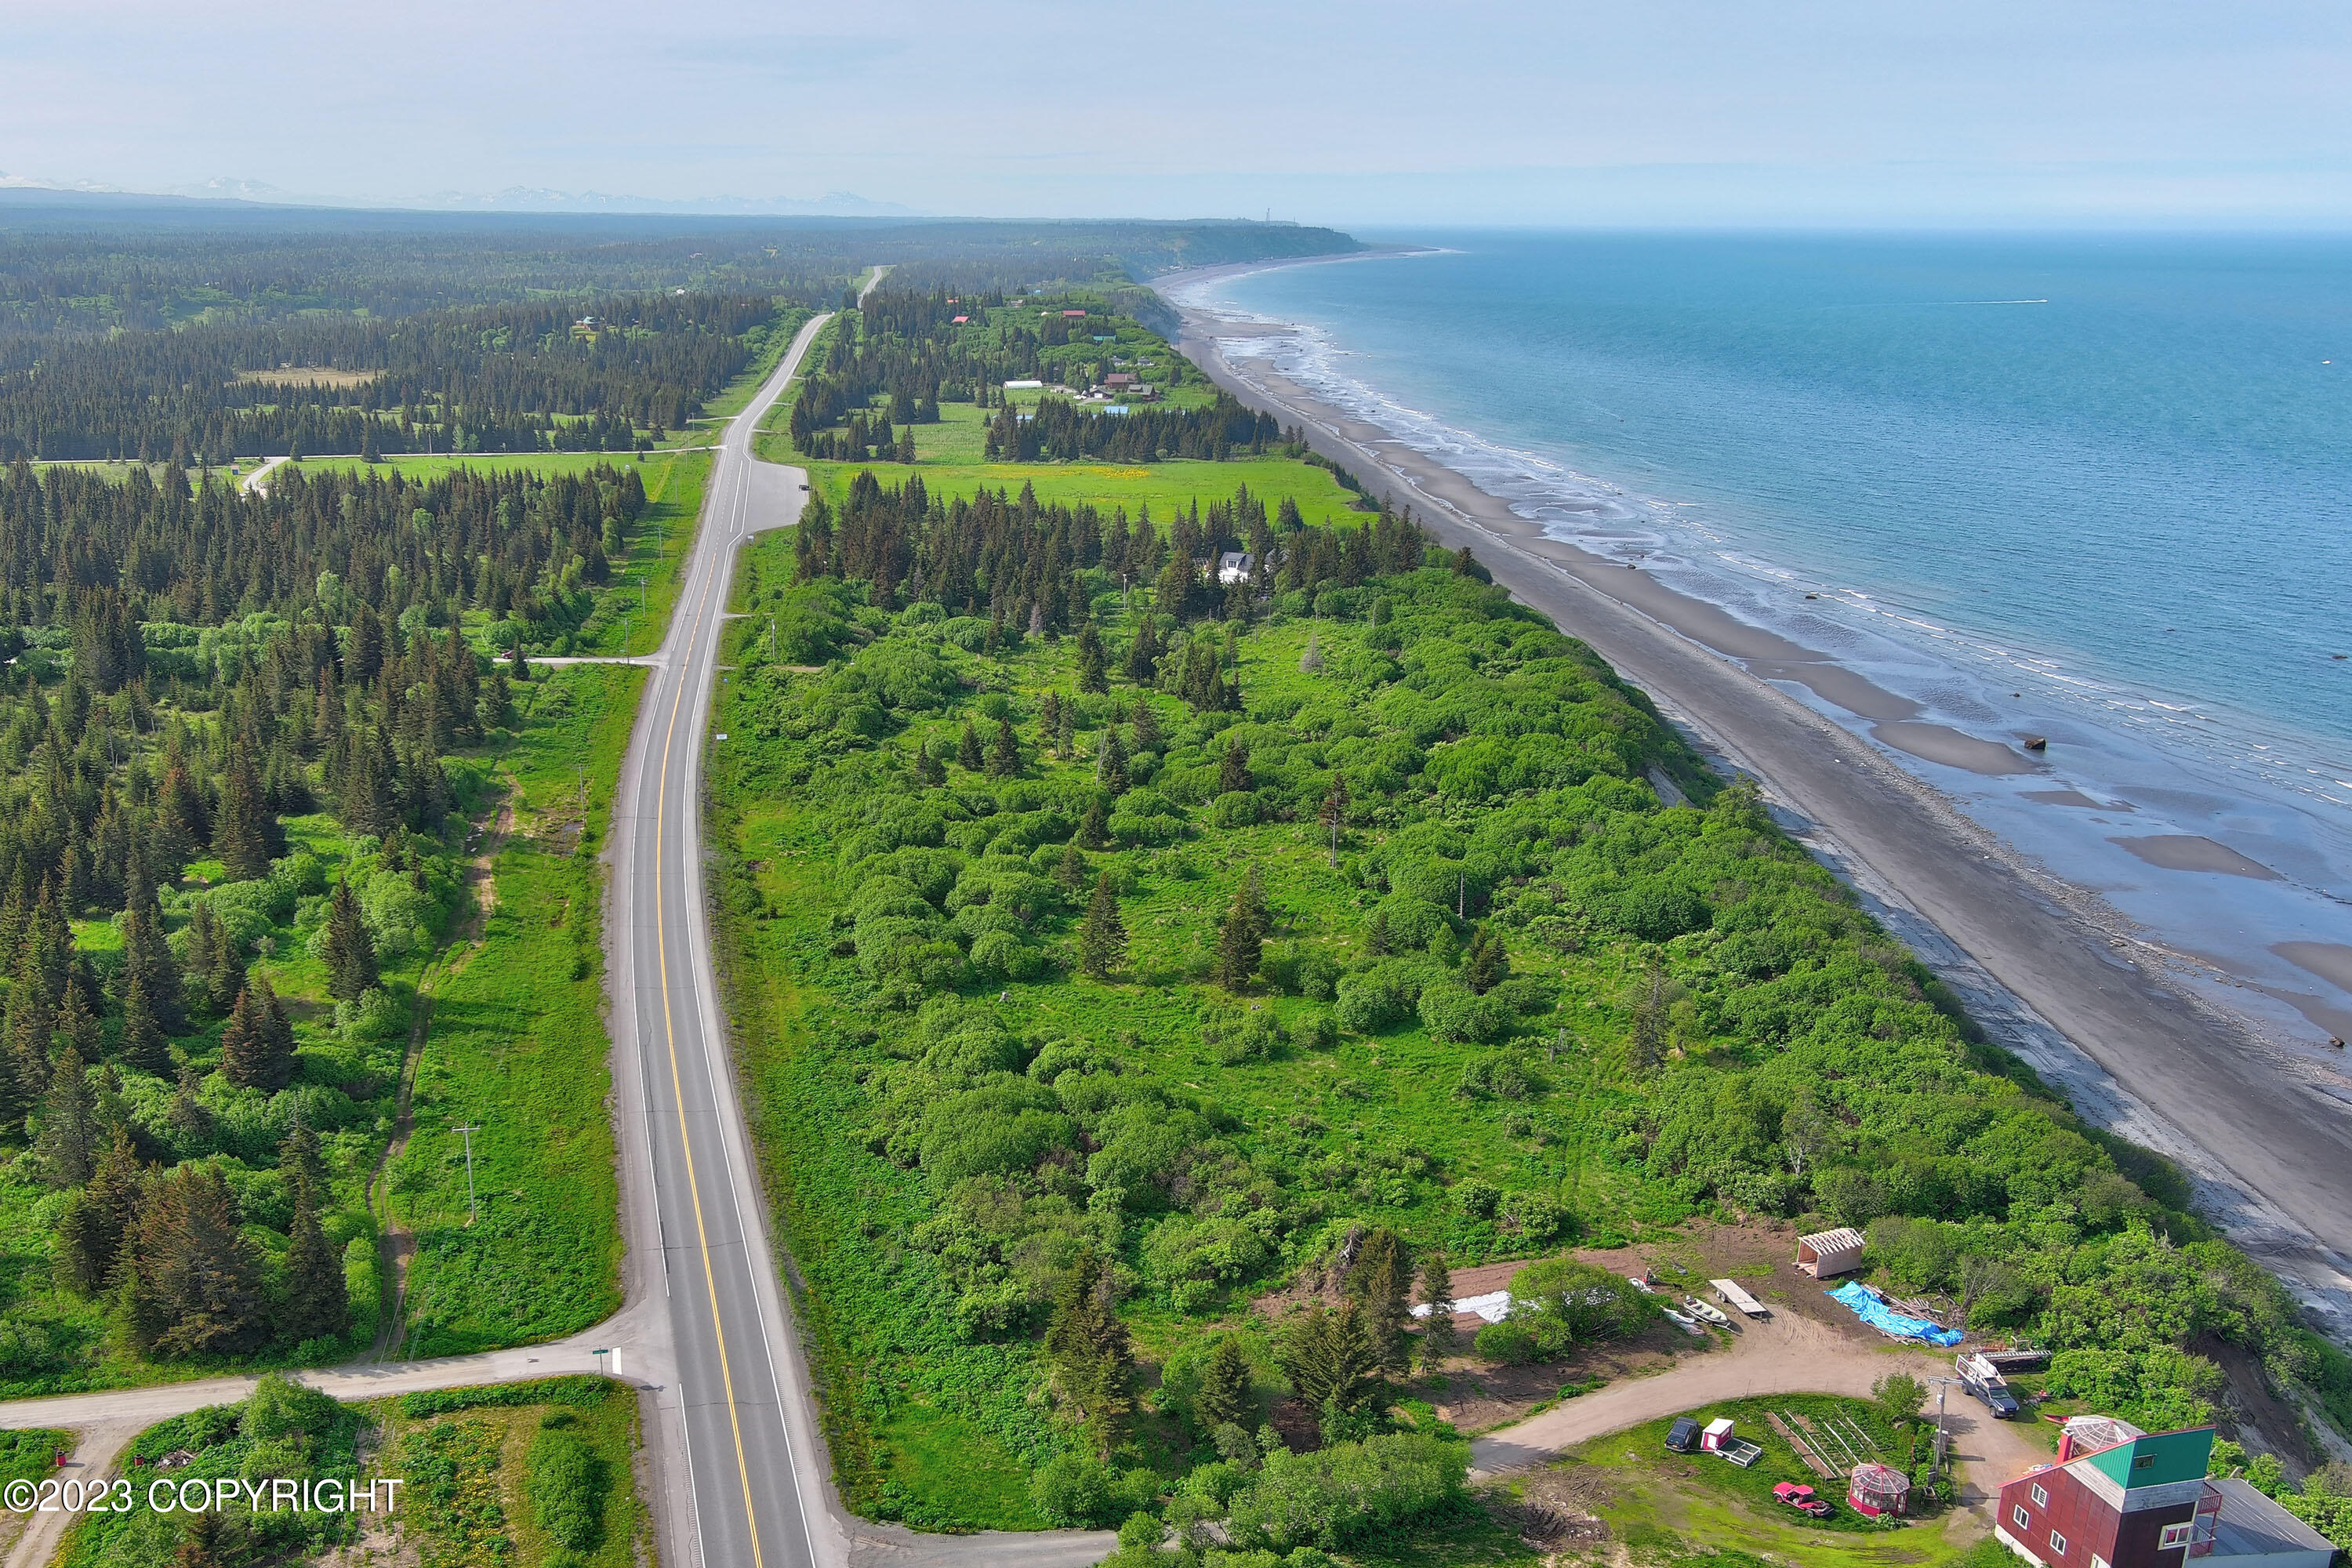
<box><xmin>1797</xmin><ymin>1226</ymin><xmax>1867</xmax><ymax>1279</ymax></box>
<box><xmin>1848</xmin><ymin>1462</ymin><xmax>1909</xmax><ymax>1518</ymax></box>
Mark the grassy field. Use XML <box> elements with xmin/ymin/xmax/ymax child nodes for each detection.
<box><xmin>380</xmin><ymin>665</ymin><xmax>639</xmax><ymax>1358</ymax></box>
<box><xmin>754</xmin><ymin>394</ymin><xmax>1372</xmax><ymax>535</ymax></box>
<box><xmin>288</xmin><ymin>451</ymin><xmax>679</xmax><ymax>483</ymax></box>
<box><xmin>1526</xmin><ymin>1398</ymin><xmax>1998</xmax><ymax>1568</ymax></box>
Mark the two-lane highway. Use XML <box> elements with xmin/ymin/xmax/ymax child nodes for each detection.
<box><xmin>612</xmin><ymin>310</ymin><xmax>840</xmax><ymax>1568</ymax></box>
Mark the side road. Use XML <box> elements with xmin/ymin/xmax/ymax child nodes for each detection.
<box><xmin>0</xmin><ymin>1301</ymin><xmax>666</xmax><ymax>1568</ymax></box>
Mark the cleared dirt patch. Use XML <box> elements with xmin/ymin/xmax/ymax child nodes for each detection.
<box><xmin>235</xmin><ymin>365</ymin><xmax>379</xmax><ymax>389</ymax></box>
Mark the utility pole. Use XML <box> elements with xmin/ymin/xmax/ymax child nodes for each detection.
<box><xmin>452</xmin><ymin>1123</ymin><xmax>482</xmax><ymax>1224</ymax></box>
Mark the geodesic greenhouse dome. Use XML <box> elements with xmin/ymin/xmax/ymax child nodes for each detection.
<box><xmin>1848</xmin><ymin>1462</ymin><xmax>1911</xmax><ymax>1517</ymax></box>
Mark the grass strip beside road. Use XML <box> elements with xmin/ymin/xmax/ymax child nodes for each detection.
<box><xmin>377</xmin><ymin>666</ymin><xmax>639</xmax><ymax>1359</ymax></box>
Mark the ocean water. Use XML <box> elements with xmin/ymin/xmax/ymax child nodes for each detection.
<box><xmin>1174</xmin><ymin>232</ymin><xmax>2352</xmax><ymax>1051</ymax></box>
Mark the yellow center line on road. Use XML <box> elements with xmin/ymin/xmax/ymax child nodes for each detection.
<box><xmin>655</xmin><ymin>434</ymin><xmax>763</xmax><ymax>1568</ymax></box>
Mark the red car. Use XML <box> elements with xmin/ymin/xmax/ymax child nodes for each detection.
<box><xmin>1773</xmin><ymin>1482</ymin><xmax>1835</xmax><ymax>1519</ymax></box>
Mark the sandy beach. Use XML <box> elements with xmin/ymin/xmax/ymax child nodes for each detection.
<box><xmin>1156</xmin><ymin>260</ymin><xmax>2352</xmax><ymax>1338</ymax></box>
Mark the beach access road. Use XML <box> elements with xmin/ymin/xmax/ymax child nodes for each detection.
<box><xmin>1162</xmin><ymin>264</ymin><xmax>2352</xmax><ymax>1340</ymax></box>
<box><xmin>1470</xmin><ymin>1310</ymin><xmax>2047</xmax><ymax>1518</ymax></box>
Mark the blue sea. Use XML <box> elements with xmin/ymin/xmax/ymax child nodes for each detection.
<box><xmin>1171</xmin><ymin>232</ymin><xmax>2352</xmax><ymax>1051</ymax></box>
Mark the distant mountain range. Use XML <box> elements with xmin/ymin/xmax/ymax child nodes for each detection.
<box><xmin>0</xmin><ymin>171</ymin><xmax>921</xmax><ymax>217</ymax></box>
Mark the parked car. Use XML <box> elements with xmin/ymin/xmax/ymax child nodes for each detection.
<box><xmin>1773</xmin><ymin>1483</ymin><xmax>1833</xmax><ymax>1515</ymax></box>
<box><xmin>1666</xmin><ymin>1417</ymin><xmax>1700</xmax><ymax>1454</ymax></box>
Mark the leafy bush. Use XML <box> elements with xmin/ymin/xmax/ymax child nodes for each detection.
<box><xmin>1223</xmin><ymin>1432</ymin><xmax>1468</xmax><ymax>1552</ymax></box>
<box><xmin>1417</xmin><ymin>982</ymin><xmax>1509</xmax><ymax>1044</ymax></box>
<box><xmin>1032</xmin><ymin>1451</ymin><xmax>1116</xmax><ymax>1526</ymax></box>
<box><xmin>396</xmin><ymin>1376</ymin><xmax>610</xmax><ymax>1417</ymax></box>
<box><xmin>527</xmin><ymin>1424</ymin><xmax>608</xmax><ymax>1552</ymax></box>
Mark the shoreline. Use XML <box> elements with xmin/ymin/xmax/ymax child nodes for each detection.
<box><xmin>1155</xmin><ymin>258</ymin><xmax>2352</xmax><ymax>1341</ymax></box>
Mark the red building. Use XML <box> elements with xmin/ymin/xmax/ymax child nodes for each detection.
<box><xmin>1995</xmin><ymin>1418</ymin><xmax>2332</xmax><ymax>1568</ymax></box>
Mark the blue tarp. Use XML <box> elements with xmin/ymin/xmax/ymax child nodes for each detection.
<box><xmin>1828</xmin><ymin>1281</ymin><xmax>1963</xmax><ymax>1346</ymax></box>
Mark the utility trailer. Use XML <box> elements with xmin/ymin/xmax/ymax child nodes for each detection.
<box><xmin>1711</xmin><ymin>1278</ymin><xmax>1770</xmax><ymax>1319</ymax></box>
<box><xmin>1700</xmin><ymin>1417</ymin><xmax>1766</xmax><ymax>1468</ymax></box>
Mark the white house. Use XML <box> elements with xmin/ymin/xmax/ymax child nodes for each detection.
<box><xmin>1216</xmin><ymin>551</ymin><xmax>1253</xmax><ymax>585</ymax></box>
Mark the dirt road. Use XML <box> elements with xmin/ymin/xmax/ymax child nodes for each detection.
<box><xmin>1472</xmin><ymin>1309</ymin><xmax>2046</xmax><ymax>1515</ymax></box>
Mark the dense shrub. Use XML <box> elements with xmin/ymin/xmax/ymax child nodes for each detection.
<box><xmin>1223</xmin><ymin>1432</ymin><xmax>1468</xmax><ymax>1552</ymax></box>
<box><xmin>527</xmin><ymin>1422</ymin><xmax>608</xmax><ymax>1552</ymax></box>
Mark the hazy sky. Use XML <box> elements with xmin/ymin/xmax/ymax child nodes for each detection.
<box><xmin>7</xmin><ymin>0</ymin><xmax>2348</xmax><ymax>225</ymax></box>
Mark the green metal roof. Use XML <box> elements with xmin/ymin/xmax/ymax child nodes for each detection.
<box><xmin>2084</xmin><ymin>1428</ymin><xmax>2215</xmax><ymax>1492</ymax></box>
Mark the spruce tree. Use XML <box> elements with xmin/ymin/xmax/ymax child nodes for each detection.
<box><xmin>1044</xmin><ymin>1246</ymin><xmax>1133</xmax><ymax>1454</ymax></box>
<box><xmin>1320</xmin><ymin>772</ymin><xmax>1350</xmax><ymax>868</ymax></box>
<box><xmin>957</xmin><ymin>718</ymin><xmax>983</xmax><ymax>771</ymax></box>
<box><xmin>5</xmin><ymin>956</ymin><xmax>56</xmax><ymax>1112</ymax></box>
<box><xmin>1078</xmin><ymin>794</ymin><xmax>1109</xmax><ymax>851</ymax></box>
<box><xmin>1463</xmin><ymin>924</ymin><xmax>1509</xmax><ymax>995</ymax></box>
<box><xmin>1195</xmin><ymin>1334</ymin><xmax>1254</xmax><ymax>1434</ymax></box>
<box><xmin>119</xmin><ymin>967</ymin><xmax>170</xmax><ymax>1076</ymax></box>
<box><xmin>1055</xmin><ymin>699</ymin><xmax>1074</xmax><ymax>757</ymax></box>
<box><xmin>323</xmin><ymin>879</ymin><xmax>377</xmax><ymax>1001</ymax></box>
<box><xmin>213</xmin><ymin>746</ymin><xmax>272</xmax><ymax>882</ymax></box>
<box><xmin>1054</xmin><ymin>842</ymin><xmax>1087</xmax><ymax>896</ymax></box>
<box><xmin>1096</xmin><ymin>728</ymin><xmax>1128</xmax><ymax>795</ymax></box>
<box><xmin>1417</xmin><ymin>1250</ymin><xmax>1458</xmax><ymax>1362</ymax></box>
<box><xmin>1218</xmin><ymin>741</ymin><xmax>1253</xmax><ymax>796</ymax></box>
<box><xmin>1039</xmin><ymin>691</ymin><xmax>1062</xmax><ymax>755</ymax></box>
<box><xmin>171</xmin><ymin>1506</ymin><xmax>228</xmax><ymax>1568</ymax></box>
<box><xmin>1276</xmin><ymin>1300</ymin><xmax>1379</xmax><ymax>1417</ymax></box>
<box><xmin>56</xmin><ymin>983</ymin><xmax>102</xmax><ymax>1066</ymax></box>
<box><xmin>1346</xmin><ymin>1228</ymin><xmax>1417</xmax><ymax>1375</ymax></box>
<box><xmin>986</xmin><ymin>717</ymin><xmax>1020</xmax><ymax>777</ymax></box>
<box><xmin>167</xmin><ymin>1065</ymin><xmax>213</xmax><ymax>1154</ymax></box>
<box><xmin>280</xmin><ymin>1127</ymin><xmax>347</xmax><ymax>1345</ymax></box>
<box><xmin>1124</xmin><ymin>613</ymin><xmax>1160</xmax><ymax>683</ymax></box>
<box><xmin>484</xmin><ymin>665</ymin><xmax>514</xmax><ymax>730</ymax></box>
<box><xmin>1129</xmin><ymin>698</ymin><xmax>1160</xmax><ymax>753</ymax></box>
<box><xmin>1079</xmin><ymin>873</ymin><xmax>1127</xmax><ymax>981</ymax></box>
<box><xmin>127</xmin><ymin>1163</ymin><xmax>266</xmax><ymax>1358</ymax></box>
<box><xmin>1215</xmin><ymin>866</ymin><xmax>1269</xmax><ymax>993</ymax></box>
<box><xmin>35</xmin><ymin>1045</ymin><xmax>98</xmax><ymax>1188</ymax></box>
<box><xmin>220</xmin><ymin>978</ymin><xmax>296</xmax><ymax>1092</ymax></box>
<box><xmin>56</xmin><ymin>1124</ymin><xmax>140</xmax><ymax>1295</ymax></box>
<box><xmin>1076</xmin><ymin>620</ymin><xmax>1109</xmax><ymax>694</ymax></box>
